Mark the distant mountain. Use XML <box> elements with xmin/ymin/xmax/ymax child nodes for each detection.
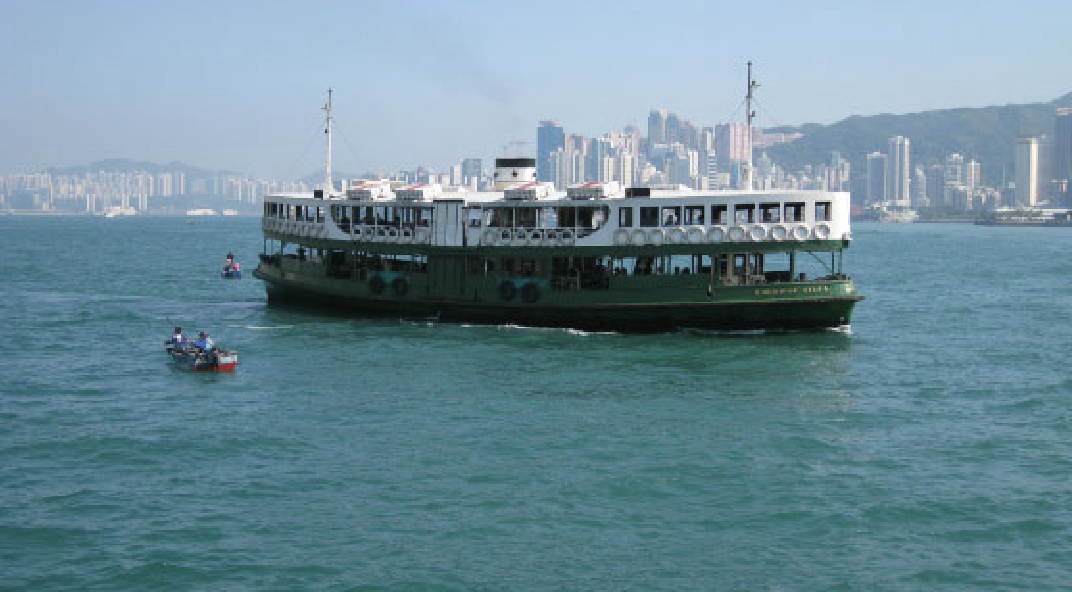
<box><xmin>763</xmin><ymin>91</ymin><xmax>1072</xmax><ymax>200</ymax></box>
<box><xmin>46</xmin><ymin>158</ymin><xmax>241</xmax><ymax>177</ymax></box>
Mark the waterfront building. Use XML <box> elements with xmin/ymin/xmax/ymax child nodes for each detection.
<box><xmin>886</xmin><ymin>136</ymin><xmax>911</xmax><ymax>206</ymax></box>
<box><xmin>866</xmin><ymin>152</ymin><xmax>887</xmax><ymax>203</ymax></box>
<box><xmin>1055</xmin><ymin>108</ymin><xmax>1072</xmax><ymax>193</ymax></box>
<box><xmin>536</xmin><ymin>120</ymin><xmax>565</xmax><ymax>183</ymax></box>
<box><xmin>1015</xmin><ymin>136</ymin><xmax>1039</xmax><ymax>206</ymax></box>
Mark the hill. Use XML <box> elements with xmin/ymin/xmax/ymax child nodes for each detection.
<box><xmin>46</xmin><ymin>158</ymin><xmax>240</xmax><ymax>177</ymax></box>
<box><xmin>763</xmin><ymin>92</ymin><xmax>1072</xmax><ymax>200</ymax></box>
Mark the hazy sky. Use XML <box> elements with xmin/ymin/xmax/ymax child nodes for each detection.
<box><xmin>2</xmin><ymin>0</ymin><xmax>1070</xmax><ymax>178</ymax></box>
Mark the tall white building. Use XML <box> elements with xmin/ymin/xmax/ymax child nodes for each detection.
<box><xmin>885</xmin><ymin>136</ymin><xmax>911</xmax><ymax>205</ymax></box>
<box><xmin>1015</xmin><ymin>136</ymin><xmax>1039</xmax><ymax>206</ymax></box>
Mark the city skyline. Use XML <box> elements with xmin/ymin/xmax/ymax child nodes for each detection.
<box><xmin>3</xmin><ymin>0</ymin><xmax>1072</xmax><ymax>178</ymax></box>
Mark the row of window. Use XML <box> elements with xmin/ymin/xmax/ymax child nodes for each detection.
<box><xmin>266</xmin><ymin>202</ymin><xmax>325</xmax><ymax>223</ymax></box>
<box><xmin>618</xmin><ymin>202</ymin><xmax>830</xmax><ymax>228</ymax></box>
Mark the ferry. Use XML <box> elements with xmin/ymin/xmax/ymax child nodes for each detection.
<box><xmin>254</xmin><ymin>71</ymin><xmax>864</xmax><ymax>332</ymax></box>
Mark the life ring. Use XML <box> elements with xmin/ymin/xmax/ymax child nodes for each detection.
<box><xmin>392</xmin><ymin>276</ymin><xmax>408</xmax><ymax>297</ymax></box>
<box><xmin>649</xmin><ymin>228</ymin><xmax>665</xmax><ymax>245</ymax></box>
<box><xmin>386</xmin><ymin>227</ymin><xmax>400</xmax><ymax>242</ymax></box>
<box><xmin>813</xmin><ymin>224</ymin><xmax>831</xmax><ymax>240</ymax></box>
<box><xmin>520</xmin><ymin>282</ymin><xmax>540</xmax><ymax>304</ymax></box>
<box><xmin>515</xmin><ymin>228</ymin><xmax>529</xmax><ymax>243</ymax></box>
<box><xmin>542</xmin><ymin>230</ymin><xmax>558</xmax><ymax>246</ymax></box>
<box><xmin>527</xmin><ymin>229</ymin><xmax>543</xmax><ymax>246</ymax></box>
<box><xmin>667</xmin><ymin>227</ymin><xmax>686</xmax><ymax>244</ymax></box>
<box><xmin>614</xmin><ymin>228</ymin><xmax>631</xmax><ymax>245</ymax></box>
<box><xmin>499</xmin><ymin>280</ymin><xmax>516</xmax><ymax>301</ymax></box>
<box><xmin>499</xmin><ymin>229</ymin><xmax>513</xmax><ymax>244</ymax></box>
<box><xmin>770</xmin><ymin>225</ymin><xmax>788</xmax><ymax>241</ymax></box>
<box><xmin>631</xmin><ymin>228</ymin><xmax>647</xmax><ymax>245</ymax></box>
<box><xmin>749</xmin><ymin>225</ymin><xmax>768</xmax><ymax>241</ymax></box>
<box><xmin>707</xmin><ymin>227</ymin><xmax>725</xmax><ymax>243</ymax></box>
<box><xmin>687</xmin><ymin>227</ymin><xmax>706</xmax><ymax>243</ymax></box>
<box><xmin>558</xmin><ymin>229</ymin><xmax>575</xmax><ymax>246</ymax></box>
<box><xmin>728</xmin><ymin>225</ymin><xmax>747</xmax><ymax>242</ymax></box>
<box><xmin>483</xmin><ymin>228</ymin><xmax>498</xmax><ymax>245</ymax></box>
<box><xmin>792</xmin><ymin>225</ymin><xmax>809</xmax><ymax>241</ymax></box>
<box><xmin>400</xmin><ymin>228</ymin><xmax>414</xmax><ymax>243</ymax></box>
<box><xmin>369</xmin><ymin>275</ymin><xmax>385</xmax><ymax>295</ymax></box>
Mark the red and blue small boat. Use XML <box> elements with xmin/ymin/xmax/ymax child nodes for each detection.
<box><xmin>165</xmin><ymin>341</ymin><xmax>238</xmax><ymax>371</ymax></box>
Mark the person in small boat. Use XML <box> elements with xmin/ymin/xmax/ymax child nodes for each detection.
<box><xmin>224</xmin><ymin>253</ymin><xmax>240</xmax><ymax>274</ymax></box>
<box><xmin>169</xmin><ymin>326</ymin><xmax>186</xmax><ymax>348</ymax></box>
<box><xmin>193</xmin><ymin>331</ymin><xmax>215</xmax><ymax>351</ymax></box>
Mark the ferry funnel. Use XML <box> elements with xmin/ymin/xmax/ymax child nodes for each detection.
<box><xmin>493</xmin><ymin>158</ymin><xmax>536</xmax><ymax>191</ymax></box>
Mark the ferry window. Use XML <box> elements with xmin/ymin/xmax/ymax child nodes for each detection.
<box><xmin>557</xmin><ymin>206</ymin><xmax>576</xmax><ymax>228</ymax></box>
<box><xmin>517</xmin><ymin>208</ymin><xmax>537</xmax><ymax>228</ymax></box>
<box><xmin>639</xmin><ymin>207</ymin><xmax>659</xmax><ymax>227</ymax></box>
<box><xmin>711</xmin><ymin>205</ymin><xmax>727</xmax><ymax>224</ymax></box>
<box><xmin>734</xmin><ymin>204</ymin><xmax>755</xmax><ymax>223</ymax></box>
<box><xmin>759</xmin><ymin>203</ymin><xmax>780</xmax><ymax>223</ymax></box>
<box><xmin>362</xmin><ymin>207</ymin><xmax>375</xmax><ymax>225</ymax></box>
<box><xmin>330</xmin><ymin>205</ymin><xmax>339</xmax><ymax>222</ymax></box>
<box><xmin>468</xmin><ymin>208</ymin><xmax>482</xmax><ymax>228</ymax></box>
<box><xmin>619</xmin><ymin>207</ymin><xmax>633</xmax><ymax>227</ymax></box>
<box><xmin>374</xmin><ymin>207</ymin><xmax>386</xmax><ymax>225</ymax></box>
<box><xmin>577</xmin><ymin>207</ymin><xmax>594</xmax><ymax>229</ymax></box>
<box><xmin>733</xmin><ymin>254</ymin><xmax>747</xmax><ymax>275</ymax></box>
<box><xmin>295</xmin><ymin>205</ymin><xmax>303</xmax><ymax>220</ymax></box>
<box><xmin>316</xmin><ymin>207</ymin><xmax>324</xmax><ymax>223</ymax></box>
<box><xmin>418</xmin><ymin>208</ymin><xmax>431</xmax><ymax>227</ymax></box>
<box><xmin>784</xmin><ymin>202</ymin><xmax>805</xmax><ymax>222</ymax></box>
<box><xmin>661</xmin><ymin>206</ymin><xmax>681</xmax><ymax>226</ymax></box>
<box><xmin>815</xmin><ymin>201</ymin><xmax>832</xmax><ymax>221</ymax></box>
<box><xmin>684</xmin><ymin>206</ymin><xmax>704</xmax><ymax>225</ymax></box>
<box><xmin>488</xmin><ymin>208</ymin><xmax>514</xmax><ymax>227</ymax></box>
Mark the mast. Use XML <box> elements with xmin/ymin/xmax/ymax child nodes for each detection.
<box><xmin>323</xmin><ymin>88</ymin><xmax>333</xmax><ymax>196</ymax></box>
<box><xmin>744</xmin><ymin>61</ymin><xmax>758</xmax><ymax>191</ymax></box>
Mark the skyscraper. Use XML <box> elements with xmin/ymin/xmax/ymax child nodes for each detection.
<box><xmin>1015</xmin><ymin>136</ymin><xmax>1039</xmax><ymax>206</ymax></box>
<box><xmin>866</xmin><ymin>152</ymin><xmax>887</xmax><ymax>203</ymax></box>
<box><xmin>1055</xmin><ymin>108</ymin><xmax>1072</xmax><ymax>184</ymax></box>
<box><xmin>714</xmin><ymin>123</ymin><xmax>750</xmax><ymax>171</ymax></box>
<box><xmin>885</xmin><ymin>136</ymin><xmax>911</xmax><ymax>205</ymax></box>
<box><xmin>647</xmin><ymin>109</ymin><xmax>668</xmax><ymax>147</ymax></box>
<box><xmin>536</xmin><ymin>120</ymin><xmax>565</xmax><ymax>183</ymax></box>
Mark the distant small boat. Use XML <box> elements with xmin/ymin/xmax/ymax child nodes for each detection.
<box><xmin>164</xmin><ymin>340</ymin><xmax>238</xmax><ymax>371</ymax></box>
<box><xmin>222</xmin><ymin>254</ymin><xmax>242</xmax><ymax>279</ymax></box>
<box><xmin>186</xmin><ymin>208</ymin><xmax>216</xmax><ymax>216</ymax></box>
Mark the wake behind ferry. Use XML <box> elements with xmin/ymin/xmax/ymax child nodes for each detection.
<box><xmin>255</xmin><ymin>70</ymin><xmax>863</xmax><ymax>332</ymax></box>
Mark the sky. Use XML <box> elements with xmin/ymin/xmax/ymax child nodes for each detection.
<box><xmin>2</xmin><ymin>0</ymin><xmax>1071</xmax><ymax>179</ymax></box>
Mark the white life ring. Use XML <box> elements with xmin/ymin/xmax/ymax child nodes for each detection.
<box><xmin>632</xmin><ymin>228</ymin><xmax>648</xmax><ymax>245</ymax></box>
<box><xmin>687</xmin><ymin>227</ymin><xmax>706</xmax><ymax>243</ymax></box>
<box><xmin>813</xmin><ymin>224</ymin><xmax>831</xmax><ymax>240</ymax></box>
<box><xmin>513</xmin><ymin>228</ymin><xmax>528</xmax><ymax>244</ymax></box>
<box><xmin>792</xmin><ymin>225</ymin><xmax>809</xmax><ymax>241</ymax></box>
<box><xmin>558</xmin><ymin>228</ymin><xmax>575</xmax><ymax>246</ymax></box>
<box><xmin>386</xmin><ymin>227</ymin><xmax>400</xmax><ymax>242</ymax></box>
<box><xmin>728</xmin><ymin>225</ymin><xmax>747</xmax><ymax>242</ymax></box>
<box><xmin>414</xmin><ymin>228</ymin><xmax>430</xmax><ymax>243</ymax></box>
<box><xmin>528</xmin><ymin>229</ymin><xmax>543</xmax><ymax>245</ymax></box>
<box><xmin>749</xmin><ymin>225</ymin><xmax>768</xmax><ymax>241</ymax></box>
<box><xmin>400</xmin><ymin>228</ymin><xmax>414</xmax><ymax>243</ymax></box>
<box><xmin>614</xmin><ymin>228</ymin><xmax>631</xmax><ymax>245</ymax></box>
<box><xmin>707</xmin><ymin>226</ymin><xmax>725</xmax><ymax>243</ymax></box>
<box><xmin>649</xmin><ymin>228</ymin><xmax>665</xmax><ymax>246</ymax></box>
<box><xmin>667</xmin><ymin>227</ymin><xmax>686</xmax><ymax>244</ymax></box>
<box><xmin>770</xmin><ymin>225</ymin><xmax>788</xmax><ymax>241</ymax></box>
<box><xmin>542</xmin><ymin>229</ymin><xmax>558</xmax><ymax>246</ymax></box>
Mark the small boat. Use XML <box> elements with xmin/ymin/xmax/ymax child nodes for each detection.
<box><xmin>164</xmin><ymin>333</ymin><xmax>238</xmax><ymax>371</ymax></box>
<box><xmin>222</xmin><ymin>253</ymin><xmax>242</xmax><ymax>279</ymax></box>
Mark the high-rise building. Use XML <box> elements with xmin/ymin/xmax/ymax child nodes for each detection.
<box><xmin>1055</xmin><ymin>108</ymin><xmax>1072</xmax><ymax>185</ymax></box>
<box><xmin>866</xmin><ymin>152</ymin><xmax>887</xmax><ymax>203</ymax></box>
<box><xmin>1015</xmin><ymin>136</ymin><xmax>1039</xmax><ymax>206</ymax></box>
<box><xmin>966</xmin><ymin>160</ymin><xmax>981</xmax><ymax>193</ymax></box>
<box><xmin>647</xmin><ymin>109</ymin><xmax>668</xmax><ymax>147</ymax></box>
<box><xmin>885</xmin><ymin>136</ymin><xmax>911</xmax><ymax>205</ymax></box>
<box><xmin>714</xmin><ymin>123</ymin><xmax>750</xmax><ymax>171</ymax></box>
<box><xmin>461</xmin><ymin>158</ymin><xmax>482</xmax><ymax>187</ymax></box>
<box><xmin>537</xmin><ymin>120</ymin><xmax>565</xmax><ymax>183</ymax></box>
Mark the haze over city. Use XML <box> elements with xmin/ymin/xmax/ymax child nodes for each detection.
<box><xmin>2</xmin><ymin>0</ymin><xmax>1071</xmax><ymax>178</ymax></box>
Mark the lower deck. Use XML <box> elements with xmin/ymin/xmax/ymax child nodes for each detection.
<box><xmin>254</xmin><ymin>243</ymin><xmax>862</xmax><ymax>331</ymax></box>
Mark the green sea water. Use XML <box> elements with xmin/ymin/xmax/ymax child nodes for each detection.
<box><xmin>1</xmin><ymin>216</ymin><xmax>1070</xmax><ymax>590</ymax></box>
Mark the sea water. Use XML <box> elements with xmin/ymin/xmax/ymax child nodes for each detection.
<box><xmin>1</xmin><ymin>216</ymin><xmax>1070</xmax><ymax>590</ymax></box>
